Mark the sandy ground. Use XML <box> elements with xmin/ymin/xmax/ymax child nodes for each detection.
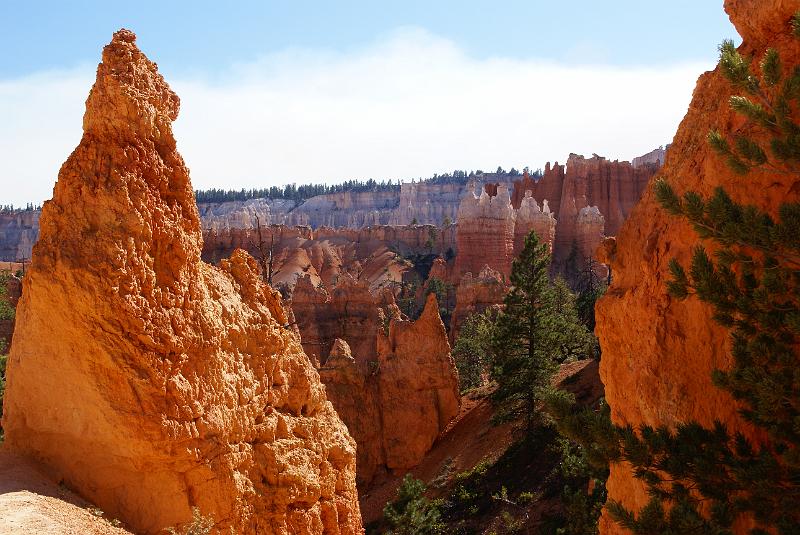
<box><xmin>0</xmin><ymin>448</ymin><xmax>132</xmax><ymax>535</ymax></box>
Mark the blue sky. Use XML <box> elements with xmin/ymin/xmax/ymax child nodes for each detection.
<box><xmin>1</xmin><ymin>1</ymin><xmax>738</xmax><ymax>205</ymax></box>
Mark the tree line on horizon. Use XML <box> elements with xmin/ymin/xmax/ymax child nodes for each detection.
<box><xmin>193</xmin><ymin>167</ymin><xmax>543</xmax><ymax>204</ymax></box>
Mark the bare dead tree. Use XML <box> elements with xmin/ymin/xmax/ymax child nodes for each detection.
<box><xmin>249</xmin><ymin>216</ymin><xmax>275</xmax><ymax>285</ymax></box>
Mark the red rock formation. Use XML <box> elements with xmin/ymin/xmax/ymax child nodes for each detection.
<box><xmin>456</xmin><ymin>182</ymin><xmax>557</xmax><ymax>279</ymax></box>
<box><xmin>513</xmin><ymin>192</ymin><xmax>557</xmax><ymax>256</ymax></box>
<box><xmin>303</xmin><ymin>290</ymin><xmax>460</xmax><ymax>487</ymax></box>
<box><xmin>202</xmin><ymin>224</ymin><xmax>458</xmax><ymax>293</ymax></box>
<box><xmin>512</xmin><ymin>162</ymin><xmax>565</xmax><ymax>213</ymax></box>
<box><xmin>455</xmin><ymin>184</ymin><xmax>517</xmax><ymax>278</ymax></box>
<box><xmin>596</xmin><ymin>2</ymin><xmax>800</xmax><ymax>533</ymax></box>
<box><xmin>291</xmin><ymin>274</ymin><xmax>389</xmax><ymax>366</ymax></box>
<box><xmin>376</xmin><ymin>294</ymin><xmax>461</xmax><ymax>471</ymax></box>
<box><xmin>1</xmin><ymin>30</ymin><xmax>361</xmax><ymax>535</ymax></box>
<box><xmin>506</xmin><ymin>155</ymin><xmax>658</xmax><ymax>276</ymax></box>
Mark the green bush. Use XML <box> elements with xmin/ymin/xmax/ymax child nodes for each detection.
<box><xmin>384</xmin><ymin>475</ymin><xmax>445</xmax><ymax>535</ymax></box>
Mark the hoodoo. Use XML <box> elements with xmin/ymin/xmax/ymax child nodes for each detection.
<box><xmin>596</xmin><ymin>1</ymin><xmax>800</xmax><ymax>532</ymax></box>
<box><xmin>1</xmin><ymin>30</ymin><xmax>362</xmax><ymax>534</ymax></box>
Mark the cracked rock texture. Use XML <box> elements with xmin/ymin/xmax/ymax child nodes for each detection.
<box><xmin>1</xmin><ymin>29</ymin><xmax>362</xmax><ymax>535</ymax></box>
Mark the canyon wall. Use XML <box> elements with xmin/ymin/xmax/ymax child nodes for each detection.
<box><xmin>595</xmin><ymin>1</ymin><xmax>799</xmax><ymax>533</ymax></box>
<box><xmin>389</xmin><ymin>181</ymin><xmax>463</xmax><ymax>226</ymax></box>
<box><xmin>1</xmin><ymin>30</ymin><xmax>361</xmax><ymax>535</ymax></box>
<box><xmin>449</xmin><ymin>266</ymin><xmax>507</xmax><ymax>340</ymax></box>
<box><xmin>0</xmin><ymin>160</ymin><xmax>657</xmax><ymax>266</ymax></box>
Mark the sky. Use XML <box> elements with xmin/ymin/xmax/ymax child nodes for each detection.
<box><xmin>0</xmin><ymin>1</ymin><xmax>738</xmax><ymax>206</ymax></box>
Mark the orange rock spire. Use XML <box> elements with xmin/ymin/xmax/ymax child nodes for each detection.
<box><xmin>2</xmin><ymin>29</ymin><xmax>362</xmax><ymax>534</ymax></box>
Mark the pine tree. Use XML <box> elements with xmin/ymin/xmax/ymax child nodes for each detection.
<box><xmin>551</xmin><ymin>278</ymin><xmax>597</xmax><ymax>362</ymax></box>
<box><xmin>383</xmin><ymin>475</ymin><xmax>444</xmax><ymax>535</ymax></box>
<box><xmin>452</xmin><ymin>309</ymin><xmax>495</xmax><ymax>392</ymax></box>
<box><xmin>491</xmin><ymin>231</ymin><xmax>562</xmax><ymax>430</ymax></box>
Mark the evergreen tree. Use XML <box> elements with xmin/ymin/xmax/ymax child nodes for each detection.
<box><xmin>383</xmin><ymin>475</ymin><xmax>444</xmax><ymax>535</ymax></box>
<box><xmin>491</xmin><ymin>231</ymin><xmax>560</xmax><ymax>430</ymax></box>
<box><xmin>551</xmin><ymin>278</ymin><xmax>597</xmax><ymax>362</ymax></box>
<box><xmin>452</xmin><ymin>310</ymin><xmax>496</xmax><ymax>392</ymax></box>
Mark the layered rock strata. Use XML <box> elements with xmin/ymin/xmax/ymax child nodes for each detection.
<box><xmin>2</xmin><ymin>30</ymin><xmax>361</xmax><ymax>535</ymax></box>
<box><xmin>455</xmin><ymin>185</ymin><xmax>519</xmax><ymax>279</ymax></box>
<box><xmin>596</xmin><ymin>2</ymin><xmax>799</xmax><ymax>533</ymax></box>
<box><xmin>0</xmin><ymin>209</ymin><xmax>39</xmax><ymax>263</ymax></box>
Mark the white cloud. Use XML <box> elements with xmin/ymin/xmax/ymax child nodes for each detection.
<box><xmin>0</xmin><ymin>28</ymin><xmax>710</xmax><ymax>206</ymax></box>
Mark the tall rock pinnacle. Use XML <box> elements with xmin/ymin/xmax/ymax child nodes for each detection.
<box><xmin>2</xmin><ymin>29</ymin><xmax>362</xmax><ymax>534</ymax></box>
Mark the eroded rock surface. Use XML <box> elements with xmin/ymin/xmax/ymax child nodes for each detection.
<box><xmin>449</xmin><ymin>266</ymin><xmax>507</xmax><ymax>341</ymax></box>
<box><xmin>596</xmin><ymin>2</ymin><xmax>800</xmax><ymax>532</ymax></box>
<box><xmin>295</xmin><ymin>286</ymin><xmax>460</xmax><ymax>487</ymax></box>
<box><xmin>2</xmin><ymin>30</ymin><xmax>361</xmax><ymax>535</ymax></box>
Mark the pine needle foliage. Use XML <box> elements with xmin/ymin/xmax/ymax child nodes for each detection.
<box><xmin>597</xmin><ymin>20</ymin><xmax>800</xmax><ymax>534</ymax></box>
<box><xmin>383</xmin><ymin>475</ymin><xmax>445</xmax><ymax>535</ymax></box>
<box><xmin>452</xmin><ymin>310</ymin><xmax>496</xmax><ymax>392</ymax></box>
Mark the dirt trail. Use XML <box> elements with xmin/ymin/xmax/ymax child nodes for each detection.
<box><xmin>0</xmin><ymin>448</ymin><xmax>132</xmax><ymax>535</ymax></box>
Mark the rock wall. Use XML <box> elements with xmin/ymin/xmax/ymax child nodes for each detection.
<box><xmin>389</xmin><ymin>181</ymin><xmax>463</xmax><ymax>226</ymax></box>
<box><xmin>287</xmin><ymin>190</ymin><xmax>399</xmax><ymax>228</ymax></box>
<box><xmin>198</xmin><ymin>198</ymin><xmax>298</xmax><ymax>230</ymax></box>
<box><xmin>631</xmin><ymin>146</ymin><xmax>667</xmax><ymax>168</ymax></box>
<box><xmin>1</xmin><ymin>30</ymin><xmax>361</xmax><ymax>535</ymax></box>
<box><xmin>293</xmin><ymin>283</ymin><xmax>460</xmax><ymax>486</ymax></box>
<box><xmin>449</xmin><ymin>266</ymin><xmax>507</xmax><ymax>341</ymax></box>
<box><xmin>595</xmin><ymin>2</ymin><xmax>800</xmax><ymax>533</ymax></box>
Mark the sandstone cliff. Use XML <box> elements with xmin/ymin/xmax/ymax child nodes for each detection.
<box><xmin>455</xmin><ymin>184</ymin><xmax>519</xmax><ymax>279</ymax></box>
<box><xmin>1</xmin><ymin>30</ymin><xmax>361</xmax><ymax>535</ymax></box>
<box><xmin>595</xmin><ymin>2</ymin><xmax>800</xmax><ymax>532</ymax></box>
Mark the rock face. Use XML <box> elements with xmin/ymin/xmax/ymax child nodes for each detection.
<box><xmin>389</xmin><ymin>181</ymin><xmax>463</xmax><ymax>226</ymax></box>
<box><xmin>1</xmin><ymin>30</ymin><xmax>361</xmax><ymax>535</ymax></box>
<box><xmin>631</xmin><ymin>146</ymin><xmax>667</xmax><ymax>168</ymax></box>
<box><xmin>595</xmin><ymin>2</ymin><xmax>800</xmax><ymax>533</ymax></box>
<box><xmin>449</xmin><ymin>266</ymin><xmax>507</xmax><ymax>341</ymax></box>
<box><xmin>294</xmin><ymin>283</ymin><xmax>460</xmax><ymax>487</ymax></box>
<box><xmin>455</xmin><ymin>184</ymin><xmax>520</xmax><ymax>279</ymax></box>
<box><xmin>455</xmin><ymin>182</ymin><xmax>557</xmax><ymax>279</ymax></box>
